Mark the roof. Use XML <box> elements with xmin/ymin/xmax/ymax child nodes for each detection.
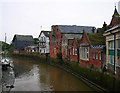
<box><xmin>113</xmin><ymin>6</ymin><xmax>120</xmax><ymax>17</ymax></box>
<box><xmin>13</xmin><ymin>34</ymin><xmax>34</xmax><ymax>42</ymax></box>
<box><xmin>105</xmin><ymin>24</ymin><xmax>120</xmax><ymax>33</ymax></box>
<box><xmin>39</xmin><ymin>31</ymin><xmax>51</xmax><ymax>37</ymax></box>
<box><xmin>64</xmin><ymin>34</ymin><xmax>82</xmax><ymax>40</ymax></box>
<box><xmin>109</xmin><ymin>7</ymin><xmax>120</xmax><ymax>27</ymax></box>
<box><xmin>57</xmin><ymin>25</ymin><xmax>97</xmax><ymax>34</ymax></box>
<box><xmin>87</xmin><ymin>33</ymin><xmax>105</xmax><ymax>46</ymax></box>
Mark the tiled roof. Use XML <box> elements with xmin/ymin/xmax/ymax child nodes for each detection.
<box><xmin>64</xmin><ymin>34</ymin><xmax>82</xmax><ymax>40</ymax></box>
<box><xmin>13</xmin><ymin>34</ymin><xmax>34</xmax><ymax>41</ymax></box>
<box><xmin>91</xmin><ymin>45</ymin><xmax>105</xmax><ymax>49</ymax></box>
<box><xmin>105</xmin><ymin>24</ymin><xmax>120</xmax><ymax>33</ymax></box>
<box><xmin>41</xmin><ymin>31</ymin><xmax>51</xmax><ymax>37</ymax></box>
<box><xmin>58</xmin><ymin>25</ymin><xmax>97</xmax><ymax>34</ymax></box>
<box><xmin>87</xmin><ymin>33</ymin><xmax>105</xmax><ymax>46</ymax></box>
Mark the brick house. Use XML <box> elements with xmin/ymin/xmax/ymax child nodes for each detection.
<box><xmin>50</xmin><ymin>25</ymin><xmax>96</xmax><ymax>58</ymax></box>
<box><xmin>62</xmin><ymin>34</ymin><xmax>82</xmax><ymax>61</ymax></box>
<box><xmin>79</xmin><ymin>30</ymin><xmax>105</xmax><ymax>69</ymax></box>
<box><xmin>70</xmin><ymin>38</ymin><xmax>81</xmax><ymax>62</ymax></box>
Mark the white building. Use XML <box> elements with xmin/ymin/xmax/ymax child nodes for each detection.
<box><xmin>118</xmin><ymin>1</ymin><xmax>120</xmax><ymax>14</ymax></box>
<box><xmin>38</xmin><ymin>31</ymin><xmax>51</xmax><ymax>54</ymax></box>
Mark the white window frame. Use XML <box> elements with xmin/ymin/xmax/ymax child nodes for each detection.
<box><xmin>80</xmin><ymin>47</ymin><xmax>89</xmax><ymax>61</ymax></box>
<box><xmin>99</xmin><ymin>53</ymin><xmax>101</xmax><ymax>60</ymax></box>
<box><xmin>96</xmin><ymin>53</ymin><xmax>98</xmax><ymax>59</ymax></box>
<box><xmin>73</xmin><ymin>48</ymin><xmax>74</xmax><ymax>55</ymax></box>
<box><xmin>75</xmin><ymin>48</ymin><xmax>77</xmax><ymax>55</ymax></box>
<box><xmin>109</xmin><ymin>55</ymin><xmax>114</xmax><ymax>65</ymax></box>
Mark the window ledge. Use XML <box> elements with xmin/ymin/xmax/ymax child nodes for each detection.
<box><xmin>108</xmin><ymin>63</ymin><xmax>114</xmax><ymax>66</ymax></box>
<box><xmin>80</xmin><ymin>58</ymin><xmax>89</xmax><ymax>61</ymax></box>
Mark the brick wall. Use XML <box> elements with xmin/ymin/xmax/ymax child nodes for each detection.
<box><xmin>50</xmin><ymin>25</ymin><xmax>62</xmax><ymax>58</ymax></box>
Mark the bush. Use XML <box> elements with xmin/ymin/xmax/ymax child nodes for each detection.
<box><xmin>57</xmin><ymin>52</ymin><xmax>63</xmax><ymax>64</ymax></box>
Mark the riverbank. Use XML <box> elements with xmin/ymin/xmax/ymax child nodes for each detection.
<box><xmin>0</xmin><ymin>64</ymin><xmax>2</xmax><ymax>93</ymax></box>
<box><xmin>0</xmin><ymin>55</ymin><xmax>2</xmax><ymax>93</ymax></box>
<box><xmin>11</xmin><ymin>53</ymin><xmax>120</xmax><ymax>92</ymax></box>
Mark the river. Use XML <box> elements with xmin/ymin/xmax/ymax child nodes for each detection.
<box><xmin>10</xmin><ymin>56</ymin><xmax>93</xmax><ymax>91</ymax></box>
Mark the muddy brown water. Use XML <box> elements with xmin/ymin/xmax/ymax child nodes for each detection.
<box><xmin>10</xmin><ymin>57</ymin><xmax>94</xmax><ymax>91</ymax></box>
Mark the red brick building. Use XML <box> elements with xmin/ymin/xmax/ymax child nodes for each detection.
<box><xmin>50</xmin><ymin>25</ymin><xmax>96</xmax><ymax>58</ymax></box>
<box><xmin>70</xmin><ymin>38</ymin><xmax>81</xmax><ymax>62</ymax></box>
<box><xmin>62</xmin><ymin>34</ymin><xmax>81</xmax><ymax>61</ymax></box>
<box><xmin>79</xmin><ymin>30</ymin><xmax>106</xmax><ymax>69</ymax></box>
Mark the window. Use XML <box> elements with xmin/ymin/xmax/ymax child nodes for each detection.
<box><xmin>57</xmin><ymin>42</ymin><xmax>59</xmax><ymax>45</ymax></box>
<box><xmin>75</xmin><ymin>48</ymin><xmax>77</xmax><ymax>55</ymax></box>
<box><xmin>99</xmin><ymin>53</ymin><xmax>101</xmax><ymax>60</ymax></box>
<box><xmin>96</xmin><ymin>53</ymin><xmax>98</xmax><ymax>59</ymax></box>
<box><xmin>44</xmin><ymin>49</ymin><xmax>45</xmax><ymax>53</ymax></box>
<box><xmin>118</xmin><ymin>57</ymin><xmax>120</xmax><ymax>66</ymax></box>
<box><xmin>70</xmin><ymin>50</ymin><xmax>71</xmax><ymax>55</ymax></box>
<box><xmin>117</xmin><ymin>39</ymin><xmax>120</xmax><ymax>66</ymax></box>
<box><xmin>80</xmin><ymin>47</ymin><xmax>89</xmax><ymax>61</ymax></box>
<box><xmin>109</xmin><ymin>41</ymin><xmax>114</xmax><ymax>49</ymax></box>
<box><xmin>73</xmin><ymin>48</ymin><xmax>74</xmax><ymax>55</ymax></box>
<box><xmin>109</xmin><ymin>55</ymin><xmax>114</xmax><ymax>64</ymax></box>
<box><xmin>41</xmin><ymin>37</ymin><xmax>43</xmax><ymax>41</ymax></box>
<box><xmin>86</xmin><ymin>48</ymin><xmax>89</xmax><ymax>59</ymax></box>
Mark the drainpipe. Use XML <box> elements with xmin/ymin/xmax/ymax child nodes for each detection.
<box><xmin>113</xmin><ymin>33</ymin><xmax>116</xmax><ymax>75</ymax></box>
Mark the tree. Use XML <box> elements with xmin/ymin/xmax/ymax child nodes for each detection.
<box><xmin>57</xmin><ymin>52</ymin><xmax>63</xmax><ymax>64</ymax></box>
<box><xmin>33</xmin><ymin>38</ymin><xmax>39</xmax><ymax>44</ymax></box>
<box><xmin>8</xmin><ymin>41</ymin><xmax>14</xmax><ymax>54</ymax></box>
<box><xmin>2</xmin><ymin>42</ymin><xmax>10</xmax><ymax>51</ymax></box>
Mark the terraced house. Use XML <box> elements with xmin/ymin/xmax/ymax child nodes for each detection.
<box><xmin>62</xmin><ymin>34</ymin><xmax>82</xmax><ymax>62</ymax></box>
<box><xmin>50</xmin><ymin>25</ymin><xmax>96</xmax><ymax>58</ymax></box>
<box><xmin>79</xmin><ymin>30</ymin><xmax>106</xmax><ymax>69</ymax></box>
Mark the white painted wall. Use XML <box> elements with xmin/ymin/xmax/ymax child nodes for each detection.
<box><xmin>38</xmin><ymin>32</ymin><xmax>50</xmax><ymax>54</ymax></box>
<box><xmin>118</xmin><ymin>1</ymin><xmax>120</xmax><ymax>14</ymax></box>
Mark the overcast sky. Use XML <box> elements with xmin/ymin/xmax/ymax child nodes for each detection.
<box><xmin>0</xmin><ymin>0</ymin><xmax>120</xmax><ymax>44</ymax></box>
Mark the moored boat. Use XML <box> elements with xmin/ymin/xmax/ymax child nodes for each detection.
<box><xmin>0</xmin><ymin>58</ymin><xmax>10</xmax><ymax>70</ymax></box>
<box><xmin>1</xmin><ymin>58</ymin><xmax>15</xmax><ymax>92</ymax></box>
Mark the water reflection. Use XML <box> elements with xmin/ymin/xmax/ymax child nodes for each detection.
<box><xmin>11</xmin><ymin>57</ymin><xmax>93</xmax><ymax>91</ymax></box>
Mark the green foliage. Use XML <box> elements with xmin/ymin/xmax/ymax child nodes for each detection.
<box><xmin>70</xmin><ymin>63</ymin><xmax>120</xmax><ymax>91</ymax></box>
<box><xmin>2</xmin><ymin>42</ymin><xmax>10</xmax><ymax>51</ymax></box>
<box><xmin>8</xmin><ymin>41</ymin><xmax>14</xmax><ymax>54</ymax></box>
<box><xmin>102</xmin><ymin>65</ymin><xmax>107</xmax><ymax>72</ymax></box>
<box><xmin>89</xmin><ymin>64</ymin><xmax>94</xmax><ymax>70</ymax></box>
<box><xmin>57</xmin><ymin>52</ymin><xmax>63</xmax><ymax>64</ymax></box>
<box><xmin>57</xmin><ymin>52</ymin><xmax>62</xmax><ymax>59</ymax></box>
<box><xmin>33</xmin><ymin>38</ymin><xmax>39</xmax><ymax>44</ymax></box>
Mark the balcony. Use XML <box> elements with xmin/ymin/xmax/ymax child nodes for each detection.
<box><xmin>40</xmin><ymin>45</ymin><xmax>46</xmax><ymax>48</ymax></box>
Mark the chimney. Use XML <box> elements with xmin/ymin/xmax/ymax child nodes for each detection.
<box><xmin>92</xmin><ymin>27</ymin><xmax>95</xmax><ymax>33</ymax></box>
